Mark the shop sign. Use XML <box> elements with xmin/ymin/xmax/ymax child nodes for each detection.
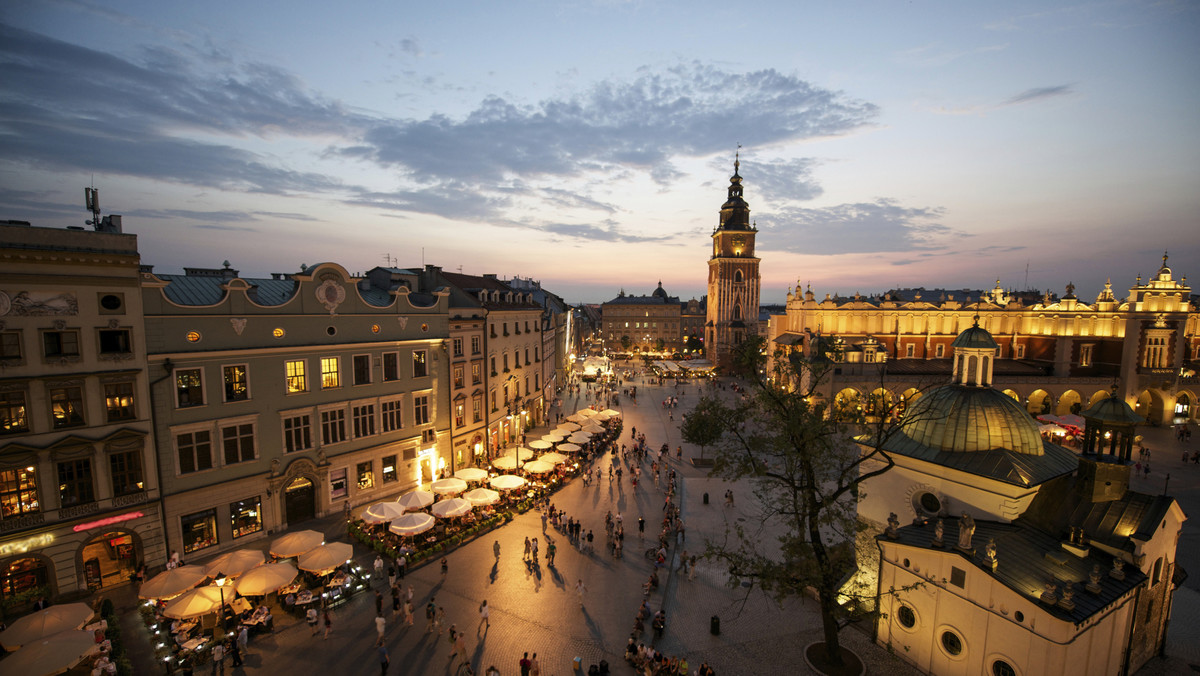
<box><xmin>0</xmin><ymin>533</ymin><xmax>54</xmax><ymax>556</ymax></box>
<box><xmin>71</xmin><ymin>511</ymin><xmax>144</xmax><ymax>533</ymax></box>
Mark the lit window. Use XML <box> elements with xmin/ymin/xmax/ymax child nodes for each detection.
<box><xmin>285</xmin><ymin>360</ymin><xmax>307</xmax><ymax>393</ymax></box>
<box><xmin>357</xmin><ymin>461</ymin><xmax>375</xmax><ymax>490</ymax></box>
<box><xmin>176</xmin><ymin>369</ymin><xmax>204</xmax><ymax>407</ymax></box>
<box><xmin>104</xmin><ymin>382</ymin><xmax>136</xmax><ymax>421</ymax></box>
<box><xmin>230</xmin><ymin>497</ymin><xmax>262</xmax><ymax>539</ymax></box>
<box><xmin>0</xmin><ymin>467</ymin><xmax>39</xmax><ymax>518</ymax></box>
<box><xmin>1</xmin><ymin>392</ymin><xmax>29</xmax><ymax>435</ymax></box>
<box><xmin>413</xmin><ymin>350</ymin><xmax>428</xmax><ymax>377</ymax></box>
<box><xmin>382</xmin><ymin>455</ymin><xmax>398</xmax><ymax>483</ymax></box>
<box><xmin>272</xmin><ymin>327</ymin><xmax>285</xmax><ymax>339</ymax></box>
<box><xmin>321</xmin><ymin>357</ymin><xmax>340</xmax><ymax>388</ymax></box>
<box><xmin>223</xmin><ymin>365</ymin><xmax>249</xmax><ymax>401</ymax></box>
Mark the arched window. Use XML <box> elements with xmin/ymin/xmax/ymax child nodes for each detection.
<box><xmin>1152</xmin><ymin>557</ymin><xmax>1163</xmax><ymax>585</ymax></box>
<box><xmin>732</xmin><ymin>304</ymin><xmax>742</xmax><ymax>321</ymax></box>
<box><xmin>734</xmin><ymin>270</ymin><xmax>744</xmax><ymax>283</ymax></box>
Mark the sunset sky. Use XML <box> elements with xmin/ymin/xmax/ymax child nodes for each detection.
<box><xmin>2</xmin><ymin>1</ymin><xmax>1197</xmax><ymax>304</ymax></box>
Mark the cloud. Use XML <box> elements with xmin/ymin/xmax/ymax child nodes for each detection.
<box><xmin>1002</xmin><ymin>85</ymin><xmax>1073</xmax><ymax>106</ymax></box>
<box><xmin>538</xmin><ymin>220</ymin><xmax>678</xmax><ymax>244</ymax></box>
<box><xmin>762</xmin><ymin>199</ymin><xmax>956</xmax><ymax>255</ymax></box>
<box><xmin>732</xmin><ymin>156</ymin><xmax>824</xmax><ymax>204</ymax></box>
<box><xmin>895</xmin><ymin>42</ymin><xmax>1009</xmax><ymax>67</ymax></box>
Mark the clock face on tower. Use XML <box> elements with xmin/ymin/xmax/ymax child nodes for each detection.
<box><xmin>732</xmin><ymin>235</ymin><xmax>746</xmax><ymax>254</ymax></box>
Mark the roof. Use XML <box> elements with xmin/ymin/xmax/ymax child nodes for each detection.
<box><xmin>1017</xmin><ymin>471</ymin><xmax>1176</xmax><ymax>552</ymax></box>
<box><xmin>1081</xmin><ymin>394</ymin><xmax>1143</xmax><ymax>425</ymax></box>
<box><xmin>951</xmin><ymin>324</ymin><xmax>999</xmax><ymax>350</ymax></box>
<box><xmin>884</xmin><ymin>518</ymin><xmax>1147</xmax><ymax>625</ymax></box>
<box><xmin>881</xmin><ymin>359</ymin><xmax>1049</xmax><ymax>378</ymax></box>
<box><xmin>902</xmin><ymin>384</ymin><xmax>1045</xmax><ymax>455</ymax></box>
<box><xmin>881</xmin><ymin>433</ymin><xmax>1078</xmax><ymax>487</ymax></box>
<box><xmin>603</xmin><ymin>294</ymin><xmax>679</xmax><ymax>306</ymax></box>
<box><xmin>158</xmin><ymin>274</ymin><xmax>300</xmax><ymax>307</ymax></box>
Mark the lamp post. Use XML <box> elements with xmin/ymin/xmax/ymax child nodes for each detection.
<box><xmin>214</xmin><ymin>572</ymin><xmax>227</xmax><ymax>636</ymax></box>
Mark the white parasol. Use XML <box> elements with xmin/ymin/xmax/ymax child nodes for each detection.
<box><xmin>522</xmin><ymin>459</ymin><xmax>555</xmax><ymax>474</ymax></box>
<box><xmin>431</xmin><ymin>477</ymin><xmax>468</xmax><ymax>495</ymax></box>
<box><xmin>0</xmin><ymin>603</ymin><xmax>93</xmax><ymax>650</ymax></box>
<box><xmin>527</xmin><ymin>440</ymin><xmax>553</xmax><ymax>450</ymax></box>
<box><xmin>541</xmin><ymin>433</ymin><xmax>565</xmax><ymax>443</ymax></box>
<box><xmin>492</xmin><ymin>456</ymin><xmax>519</xmax><ymax>470</ymax></box>
<box><xmin>297</xmin><ymin>542</ymin><xmax>354</xmax><ymax>574</ymax></box>
<box><xmin>454</xmin><ymin>467</ymin><xmax>489</xmax><ymax>482</ymax></box>
<box><xmin>138</xmin><ymin>565</ymin><xmax>208</xmax><ymax>601</ymax></box>
<box><xmin>556</xmin><ymin>422</ymin><xmax>580</xmax><ymax>432</ymax></box>
<box><xmin>430</xmin><ymin>498</ymin><xmax>472</xmax><ymax>518</ymax></box>
<box><xmin>489</xmin><ymin>474</ymin><xmax>527</xmax><ymax>491</ymax></box>
<box><xmin>389</xmin><ymin>512</ymin><xmax>435</xmax><ymax>536</ymax></box>
<box><xmin>233</xmin><ymin>562</ymin><xmax>298</xmax><ymax>596</ymax></box>
<box><xmin>0</xmin><ymin>630</ymin><xmax>98</xmax><ymax>676</ymax></box>
<box><xmin>202</xmin><ymin>549</ymin><xmax>265</xmax><ymax>579</ymax></box>
<box><xmin>269</xmin><ymin>530</ymin><xmax>324</xmax><ymax>559</ymax></box>
<box><xmin>565</xmin><ymin>413</ymin><xmax>588</xmax><ymax>423</ymax></box>
<box><xmin>362</xmin><ymin>501</ymin><xmax>407</xmax><ymax>524</ymax></box>
<box><xmin>463</xmin><ymin>488</ymin><xmax>501</xmax><ymax>506</ymax></box>
<box><xmin>568</xmin><ymin>433</ymin><xmax>592</xmax><ymax>444</ymax></box>
<box><xmin>396</xmin><ymin>490</ymin><xmax>435</xmax><ymax>511</ymax></box>
<box><xmin>557</xmin><ymin>443</ymin><xmax>582</xmax><ymax>453</ymax></box>
<box><xmin>539</xmin><ymin>452</ymin><xmax>569</xmax><ymax>465</ymax></box>
<box><xmin>162</xmin><ymin>585</ymin><xmax>229</xmax><ymax>620</ymax></box>
<box><xmin>577</xmin><ymin>408</ymin><xmax>598</xmax><ymax>417</ymax></box>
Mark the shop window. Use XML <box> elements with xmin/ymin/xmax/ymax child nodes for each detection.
<box><xmin>42</xmin><ymin>330</ymin><xmax>80</xmax><ymax>358</ymax></box>
<box><xmin>57</xmin><ymin>458</ymin><xmax>94</xmax><ymax>506</ymax></box>
<box><xmin>0</xmin><ymin>391</ymin><xmax>29</xmax><ymax>435</ymax></box>
<box><xmin>382</xmin><ymin>455</ymin><xmax>397</xmax><ymax>483</ymax></box>
<box><xmin>357</xmin><ymin>461</ymin><xmax>374</xmax><ymax>490</ymax></box>
<box><xmin>283</xmin><ymin>414</ymin><xmax>312</xmax><ymax>453</ymax></box>
<box><xmin>353</xmin><ymin>355</ymin><xmax>371</xmax><ymax>385</ymax></box>
<box><xmin>97</xmin><ymin>329</ymin><xmax>131</xmax><ymax>355</ymax></box>
<box><xmin>285</xmin><ymin>360</ymin><xmax>307</xmax><ymax>393</ymax></box>
<box><xmin>230</xmin><ymin>497</ymin><xmax>262</xmax><ymax>539</ymax></box>
<box><xmin>413</xmin><ymin>350</ymin><xmax>427</xmax><ymax>378</ymax></box>
<box><xmin>181</xmin><ymin>509</ymin><xmax>218</xmax><ymax>554</ymax></box>
<box><xmin>176</xmin><ymin>368</ymin><xmax>204</xmax><ymax>407</ymax></box>
<box><xmin>329</xmin><ymin>468</ymin><xmax>347</xmax><ymax>500</ymax></box>
<box><xmin>0</xmin><ymin>467</ymin><xmax>40</xmax><ymax>518</ymax></box>
<box><xmin>223</xmin><ymin>365</ymin><xmax>249</xmax><ymax>402</ymax></box>
<box><xmin>104</xmin><ymin>382</ymin><xmax>136</xmax><ymax>422</ymax></box>
<box><xmin>49</xmin><ymin>386</ymin><xmax>85</xmax><ymax>428</ymax></box>
<box><xmin>109</xmin><ymin>449</ymin><xmax>144</xmax><ymax>497</ymax></box>
<box><xmin>0</xmin><ymin>558</ymin><xmax>49</xmax><ymax>604</ymax></box>
<box><xmin>320</xmin><ymin>357</ymin><xmax>340</xmax><ymax>389</ymax></box>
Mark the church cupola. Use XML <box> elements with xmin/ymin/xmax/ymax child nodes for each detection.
<box><xmin>950</xmin><ymin>317</ymin><xmax>998</xmax><ymax>387</ymax></box>
<box><xmin>717</xmin><ymin>154</ymin><xmax>753</xmax><ymax>232</ymax></box>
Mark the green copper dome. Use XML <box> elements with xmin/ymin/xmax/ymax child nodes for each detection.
<box><xmin>903</xmin><ymin>385</ymin><xmax>1043</xmax><ymax>455</ymax></box>
<box><xmin>951</xmin><ymin>324</ymin><xmax>999</xmax><ymax>350</ymax></box>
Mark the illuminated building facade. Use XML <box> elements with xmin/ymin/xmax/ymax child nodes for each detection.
<box><xmin>706</xmin><ymin>158</ymin><xmax>761</xmax><ymax>370</ymax></box>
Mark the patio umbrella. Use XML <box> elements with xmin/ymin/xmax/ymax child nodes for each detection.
<box><xmin>492</xmin><ymin>456</ymin><xmax>518</xmax><ymax>470</ymax></box>
<box><xmin>1036</xmin><ymin>414</ymin><xmax>1061</xmax><ymax>423</ymax></box>
<box><xmin>577</xmin><ymin>408</ymin><xmax>598</xmax><ymax>417</ymax></box>
<box><xmin>568</xmin><ymin>433</ymin><xmax>592</xmax><ymax>444</ymax></box>
<box><xmin>431</xmin><ymin>477</ymin><xmax>468</xmax><ymax>495</ymax></box>
<box><xmin>557</xmin><ymin>443</ymin><xmax>582</xmax><ymax>453</ymax></box>
<box><xmin>523</xmin><ymin>460</ymin><xmax>555</xmax><ymax>474</ymax></box>
<box><xmin>234</xmin><ymin>562</ymin><xmax>298</xmax><ymax>596</ymax></box>
<box><xmin>0</xmin><ymin>603</ymin><xmax>93</xmax><ymax>650</ymax></box>
<box><xmin>362</xmin><ymin>501</ymin><xmax>407</xmax><ymax>524</ymax></box>
<box><xmin>389</xmin><ymin>512</ymin><xmax>435</xmax><ymax>536</ymax></box>
<box><xmin>581</xmin><ymin>424</ymin><xmax>604</xmax><ymax>434</ymax></box>
<box><xmin>541</xmin><ymin>434</ymin><xmax>565</xmax><ymax>443</ymax></box>
<box><xmin>430</xmin><ymin>498</ymin><xmax>472</xmax><ymax>518</ymax></box>
<box><xmin>591</xmin><ymin>411</ymin><xmax>612</xmax><ymax>421</ymax></box>
<box><xmin>463</xmin><ymin>488</ymin><xmax>500</xmax><ymax>506</ymax></box>
<box><xmin>454</xmin><ymin>467</ymin><xmax>489</xmax><ymax>482</ymax></box>
<box><xmin>162</xmin><ymin>585</ymin><xmax>228</xmax><ymax>620</ymax></box>
<box><xmin>1059</xmin><ymin>414</ymin><xmax>1086</xmax><ymax>427</ymax></box>
<box><xmin>396</xmin><ymin>490</ymin><xmax>435</xmax><ymax>511</ymax></box>
<box><xmin>202</xmin><ymin>549</ymin><xmax>264</xmax><ymax>578</ymax></box>
<box><xmin>505</xmin><ymin>447</ymin><xmax>535</xmax><ymax>462</ymax></box>
<box><xmin>0</xmin><ymin>630</ymin><xmax>98</xmax><ymax>676</ymax></box>
<box><xmin>489</xmin><ymin>474</ymin><xmax>527</xmax><ymax>491</ymax></box>
<box><xmin>556</xmin><ymin>422</ymin><xmax>580</xmax><ymax>432</ymax></box>
<box><xmin>297</xmin><ymin>542</ymin><xmax>354</xmax><ymax>574</ymax></box>
<box><xmin>539</xmin><ymin>452</ymin><xmax>569</xmax><ymax>465</ymax></box>
<box><xmin>139</xmin><ymin>565</ymin><xmax>208</xmax><ymax>600</ymax></box>
<box><xmin>565</xmin><ymin>413</ymin><xmax>588</xmax><ymax>423</ymax></box>
<box><xmin>527</xmin><ymin>440</ymin><xmax>553</xmax><ymax>450</ymax></box>
<box><xmin>269</xmin><ymin>530</ymin><xmax>324</xmax><ymax>559</ymax></box>
<box><xmin>600</xmin><ymin>409</ymin><xmax>620</xmax><ymax>417</ymax></box>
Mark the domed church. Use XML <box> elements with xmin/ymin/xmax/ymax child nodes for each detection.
<box><xmin>859</xmin><ymin>322</ymin><xmax>1185</xmax><ymax>676</ymax></box>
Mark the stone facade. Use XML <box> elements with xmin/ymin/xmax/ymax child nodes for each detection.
<box><xmin>706</xmin><ymin>158</ymin><xmax>761</xmax><ymax>370</ymax></box>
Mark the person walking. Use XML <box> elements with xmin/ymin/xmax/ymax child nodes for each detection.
<box><xmin>425</xmin><ymin>599</ymin><xmax>437</xmax><ymax>633</ymax></box>
<box><xmin>523</xmin><ymin>536</ymin><xmax>531</xmax><ymax>561</ymax></box>
<box><xmin>373</xmin><ymin>554</ymin><xmax>384</xmax><ymax>584</ymax></box>
<box><xmin>375</xmin><ymin>589</ymin><xmax>384</xmax><ymax>616</ymax></box>
<box><xmin>377</xmin><ymin>639</ymin><xmax>390</xmax><ymax>676</ymax></box>
<box><xmin>479</xmin><ymin>599</ymin><xmax>490</xmax><ymax>630</ymax></box>
<box><xmin>520</xmin><ymin>652</ymin><xmax>531</xmax><ymax>676</ymax></box>
<box><xmin>396</xmin><ymin>553</ymin><xmax>407</xmax><ymax>579</ymax></box>
<box><xmin>323</xmin><ymin>608</ymin><xmax>333</xmax><ymax>639</ymax></box>
<box><xmin>493</xmin><ymin>540</ymin><xmax>501</xmax><ymax>560</ymax></box>
<box><xmin>575</xmin><ymin>578</ymin><xmax>587</xmax><ymax>607</ymax></box>
<box><xmin>529</xmin><ymin>652</ymin><xmax>541</xmax><ymax>676</ymax></box>
<box><xmin>546</xmin><ymin>541</ymin><xmax>556</xmax><ymax>565</ymax></box>
<box><xmin>375</xmin><ymin>613</ymin><xmax>386</xmax><ymax>641</ymax></box>
<box><xmin>229</xmin><ymin>637</ymin><xmax>242</xmax><ymax>668</ymax></box>
<box><xmin>391</xmin><ymin>584</ymin><xmax>401</xmax><ymax>618</ymax></box>
<box><xmin>435</xmin><ymin>605</ymin><xmax>446</xmax><ymax>636</ymax></box>
<box><xmin>307</xmin><ymin>606</ymin><xmax>319</xmax><ymax>636</ymax></box>
<box><xmin>211</xmin><ymin>639</ymin><xmax>225</xmax><ymax>675</ymax></box>
<box><xmin>404</xmin><ymin>600</ymin><xmax>414</xmax><ymax>627</ymax></box>
<box><xmin>454</xmin><ymin>628</ymin><xmax>469</xmax><ymax>665</ymax></box>
<box><xmin>440</xmin><ymin>557</ymin><xmax>449</xmax><ymax>578</ymax></box>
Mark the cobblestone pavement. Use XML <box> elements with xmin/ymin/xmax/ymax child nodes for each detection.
<box><xmin>105</xmin><ymin>370</ymin><xmax>1199</xmax><ymax>675</ymax></box>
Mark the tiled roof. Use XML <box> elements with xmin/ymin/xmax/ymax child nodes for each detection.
<box><xmin>1017</xmin><ymin>472</ymin><xmax>1176</xmax><ymax>552</ymax></box>
<box><xmin>880</xmin><ymin>432</ymin><xmax>1077</xmax><ymax>487</ymax></box>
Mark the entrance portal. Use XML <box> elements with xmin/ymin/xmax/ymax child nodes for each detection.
<box><xmin>80</xmin><ymin>531</ymin><xmax>137</xmax><ymax>591</ymax></box>
<box><xmin>284</xmin><ymin>476</ymin><xmax>316</xmax><ymax>524</ymax></box>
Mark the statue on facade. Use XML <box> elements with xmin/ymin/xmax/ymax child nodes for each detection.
<box><xmin>984</xmin><ymin>538</ymin><xmax>998</xmax><ymax>570</ymax></box>
<box><xmin>1109</xmin><ymin>557</ymin><xmax>1126</xmax><ymax>580</ymax></box>
<box><xmin>957</xmin><ymin>512</ymin><xmax>975</xmax><ymax>551</ymax></box>
<box><xmin>885</xmin><ymin>512</ymin><xmax>900</xmax><ymax>539</ymax></box>
<box><xmin>932</xmin><ymin>519</ymin><xmax>944</xmax><ymax>547</ymax></box>
<box><xmin>1086</xmin><ymin>564</ymin><xmax>1103</xmax><ymax>593</ymax></box>
<box><xmin>270</xmin><ymin>458</ymin><xmax>280</xmax><ymax>477</ymax></box>
<box><xmin>1040</xmin><ymin>581</ymin><xmax>1058</xmax><ymax>605</ymax></box>
<box><xmin>316</xmin><ymin>447</ymin><xmax>327</xmax><ymax>466</ymax></box>
<box><xmin>1058</xmin><ymin>583</ymin><xmax>1076</xmax><ymax>611</ymax></box>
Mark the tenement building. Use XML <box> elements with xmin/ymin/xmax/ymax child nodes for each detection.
<box><xmin>769</xmin><ymin>254</ymin><xmax>1198</xmax><ymax>426</ymax></box>
<box><xmin>706</xmin><ymin>157</ymin><xmax>761</xmax><ymax>370</ymax></box>
<box><xmin>601</xmin><ymin>284</ymin><xmax>684</xmax><ymax>354</ymax></box>
<box><xmin>141</xmin><ymin>262</ymin><xmax>451</xmax><ymax>561</ymax></box>
<box><xmin>0</xmin><ymin>220</ymin><xmax>165</xmax><ymax>603</ymax></box>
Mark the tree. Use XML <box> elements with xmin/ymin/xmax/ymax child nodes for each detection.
<box><xmin>621</xmin><ymin>335</ymin><xmax>632</xmax><ymax>351</ymax></box>
<box><xmin>686</xmin><ymin>335</ymin><xmax>703</xmax><ymax>353</ymax></box>
<box><xmin>691</xmin><ymin>336</ymin><xmax>924</xmax><ymax>671</ymax></box>
<box><xmin>681</xmin><ymin>396</ymin><xmax>724</xmax><ymax>460</ymax></box>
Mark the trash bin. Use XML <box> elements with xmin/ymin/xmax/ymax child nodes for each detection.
<box><xmin>710</xmin><ymin>614</ymin><xmax>720</xmax><ymax>635</ymax></box>
<box><xmin>703</xmin><ymin>492</ymin><xmax>709</xmax><ymax>505</ymax></box>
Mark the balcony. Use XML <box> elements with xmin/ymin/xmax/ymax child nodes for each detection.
<box><xmin>113</xmin><ymin>491</ymin><xmax>150</xmax><ymax>508</ymax></box>
<box><xmin>59</xmin><ymin>501</ymin><xmax>100</xmax><ymax>520</ymax></box>
<box><xmin>0</xmin><ymin>512</ymin><xmax>45</xmax><ymax>533</ymax></box>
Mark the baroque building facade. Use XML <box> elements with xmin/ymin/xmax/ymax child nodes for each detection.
<box><xmin>706</xmin><ymin>158</ymin><xmax>761</xmax><ymax>370</ymax></box>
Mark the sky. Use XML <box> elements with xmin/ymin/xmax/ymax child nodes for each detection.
<box><xmin>1</xmin><ymin>1</ymin><xmax>1198</xmax><ymax>305</ymax></box>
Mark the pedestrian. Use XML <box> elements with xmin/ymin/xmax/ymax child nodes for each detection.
<box><xmin>455</xmin><ymin>628</ymin><xmax>468</xmax><ymax>664</ymax></box>
<box><xmin>531</xmin><ymin>537</ymin><xmax>539</xmax><ymax>562</ymax></box>
<box><xmin>435</xmin><ymin>606</ymin><xmax>446</xmax><ymax>635</ymax></box>
<box><xmin>375</xmin><ymin>613</ymin><xmax>386</xmax><ymax>640</ymax></box>
<box><xmin>237</xmin><ymin>624</ymin><xmax>248</xmax><ymax>654</ymax></box>
<box><xmin>397</xmin><ymin>553</ymin><xmax>407</xmax><ymax>578</ymax></box>
<box><xmin>523</xmin><ymin>536</ymin><xmax>531</xmax><ymax>561</ymax></box>
<box><xmin>391</xmin><ymin>584</ymin><xmax>401</xmax><ymax>618</ymax></box>
<box><xmin>546</xmin><ymin>541</ymin><xmax>556</xmax><ymax>565</ymax></box>
<box><xmin>541</xmin><ymin>511</ymin><xmax>548</xmax><ymax>532</ymax></box>
<box><xmin>575</xmin><ymin>578</ymin><xmax>587</xmax><ymax>607</ymax></box>
<box><xmin>374</xmin><ymin>554</ymin><xmax>384</xmax><ymax>582</ymax></box>
<box><xmin>323</xmin><ymin>608</ymin><xmax>332</xmax><ymax>639</ymax></box>
<box><xmin>388</xmin><ymin>566</ymin><xmax>396</xmax><ymax>589</ymax></box>
<box><xmin>404</xmin><ymin>601</ymin><xmax>414</xmax><ymax>627</ymax></box>
<box><xmin>378</xmin><ymin>639</ymin><xmax>390</xmax><ymax>676</ymax></box>
<box><xmin>493</xmin><ymin>540</ymin><xmax>501</xmax><ymax>559</ymax></box>
<box><xmin>638</xmin><ymin>516</ymin><xmax>645</xmax><ymax>538</ymax></box>
<box><xmin>229</xmin><ymin>637</ymin><xmax>242</xmax><ymax>667</ymax></box>
<box><xmin>520</xmin><ymin>652</ymin><xmax>532</xmax><ymax>676</ymax></box>
<box><xmin>530</xmin><ymin>652</ymin><xmax>541</xmax><ymax>676</ymax></box>
<box><xmin>211</xmin><ymin>639</ymin><xmax>225</xmax><ymax>675</ymax></box>
<box><xmin>441</xmin><ymin>557</ymin><xmax>449</xmax><ymax>578</ymax></box>
<box><xmin>425</xmin><ymin>599</ymin><xmax>437</xmax><ymax>633</ymax></box>
<box><xmin>479</xmin><ymin>599</ymin><xmax>490</xmax><ymax>630</ymax></box>
<box><xmin>307</xmin><ymin>606</ymin><xmax>319</xmax><ymax>636</ymax></box>
<box><xmin>407</xmin><ymin>584</ymin><xmax>414</xmax><ymax>605</ymax></box>
<box><xmin>375</xmin><ymin>589</ymin><xmax>383</xmax><ymax>616</ymax></box>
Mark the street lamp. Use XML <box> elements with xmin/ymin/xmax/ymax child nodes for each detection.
<box><xmin>214</xmin><ymin>572</ymin><xmax>228</xmax><ymax>636</ymax></box>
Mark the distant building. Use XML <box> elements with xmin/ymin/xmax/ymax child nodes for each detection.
<box><xmin>0</xmin><ymin>220</ymin><xmax>165</xmax><ymax>603</ymax></box>
<box><xmin>601</xmin><ymin>284</ymin><xmax>683</xmax><ymax>354</ymax></box>
<box><xmin>706</xmin><ymin>158</ymin><xmax>761</xmax><ymax>370</ymax></box>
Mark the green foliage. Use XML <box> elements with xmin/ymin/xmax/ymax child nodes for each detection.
<box><xmin>680</xmin><ymin>396</ymin><xmax>726</xmax><ymax>458</ymax></box>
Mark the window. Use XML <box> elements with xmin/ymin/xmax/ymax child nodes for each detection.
<box><xmin>992</xmin><ymin>661</ymin><xmax>1017</xmax><ymax>676</ymax></box>
<box><xmin>897</xmin><ymin>605</ymin><xmax>916</xmax><ymax>629</ymax></box>
<box><xmin>0</xmin><ymin>391</ymin><xmax>29</xmax><ymax>435</ymax></box>
<box><xmin>109</xmin><ymin>450</ymin><xmax>143</xmax><ymax>497</ymax></box>
<box><xmin>1152</xmin><ymin>557</ymin><xmax>1163</xmax><ymax>585</ymax></box>
<box><xmin>285</xmin><ymin>360</ymin><xmax>307</xmax><ymax>393</ymax></box>
<box><xmin>534</xmin><ymin>347</ymin><xmax>540</xmax><ymax>362</ymax></box>
<box><xmin>1080</xmin><ymin>344</ymin><xmax>1094</xmax><ymax>368</ymax></box>
<box><xmin>181</xmin><ymin>509</ymin><xmax>218</xmax><ymax>554</ymax></box>
<box><xmin>535</xmin><ymin>373</ymin><xmax>540</xmax><ymax>390</ymax></box>
<box><xmin>321</xmin><ymin>408</ymin><xmax>347</xmax><ymax>444</ymax></box>
<box><xmin>176</xmin><ymin>368</ymin><xmax>204</xmax><ymax>407</ymax></box>
<box><xmin>453</xmin><ymin>366</ymin><xmax>464</xmax><ymax>389</ymax></box>
<box><xmin>352</xmin><ymin>403</ymin><xmax>376</xmax><ymax>438</ymax></box>
<box><xmin>455</xmin><ymin>401</ymin><xmax>465</xmax><ymax>428</ymax></box>
<box><xmin>104</xmin><ymin>382</ymin><xmax>135</xmax><ymax>421</ymax></box>
<box><xmin>353</xmin><ymin>355</ymin><xmax>371</xmax><ymax>385</ymax></box>
<box><xmin>490</xmin><ymin>388</ymin><xmax>497</xmax><ymax>411</ymax></box>
<box><xmin>490</xmin><ymin>356</ymin><xmax>497</xmax><ymax>375</ymax></box>
<box><xmin>525</xmin><ymin>348</ymin><xmax>530</xmax><ymax>365</ymax></box>
<box><xmin>916</xmin><ymin>491</ymin><xmax>941</xmax><ymax>515</ymax></box>
<box><xmin>230</xmin><ymin>497</ymin><xmax>262</xmax><ymax>539</ymax></box>
<box><xmin>1</xmin><ymin>558</ymin><xmax>48</xmax><ymax>604</ymax></box>
<box><xmin>381</xmin><ymin>398</ymin><xmax>403</xmax><ymax>432</ymax></box>
<box><xmin>472</xmin><ymin>395</ymin><xmax>482</xmax><ymax>423</ymax></box>
<box><xmin>452</xmin><ymin>338</ymin><xmax>463</xmax><ymax>357</ymax></box>
<box><xmin>223</xmin><ymin>365</ymin><xmax>249</xmax><ymax>402</ymax></box>
<box><xmin>97</xmin><ymin>329</ymin><xmax>131</xmax><ymax>354</ymax></box>
<box><xmin>382</xmin><ymin>455</ymin><xmax>397</xmax><ymax>483</ymax></box>
<box><xmin>413</xmin><ymin>350</ymin><xmax>427</xmax><ymax>377</ymax></box>
<box><xmin>905</xmin><ymin>343</ymin><xmax>915</xmax><ymax>358</ymax></box>
<box><xmin>471</xmin><ymin>336</ymin><xmax>481</xmax><ymax>354</ymax></box>
<box><xmin>1015</xmin><ymin>344</ymin><xmax>1026</xmax><ymax>359</ymax></box>
<box><xmin>357</xmin><ymin>461</ymin><xmax>374</xmax><ymax>490</ymax></box>
<box><xmin>57</xmin><ymin>459</ymin><xmax>94</xmax><ymax>506</ymax></box>
<box><xmin>382</xmin><ymin>353</ymin><xmax>399</xmax><ymax>381</ymax></box>
<box><xmin>42</xmin><ymin>330</ymin><xmax>79</xmax><ymax>358</ymax></box>
<box><xmin>940</xmin><ymin>630</ymin><xmax>963</xmax><ymax>656</ymax></box>
<box><xmin>321</xmin><ymin>357</ymin><xmax>340</xmax><ymax>389</ymax></box>
<box><xmin>936</xmin><ymin>344</ymin><xmax>945</xmax><ymax>358</ymax></box>
<box><xmin>283</xmin><ymin>414</ymin><xmax>312</xmax><ymax>453</ymax></box>
<box><xmin>503</xmin><ymin>354</ymin><xmax>509</xmax><ymax>371</ymax></box>
<box><xmin>413</xmin><ymin>394</ymin><xmax>430</xmax><ymax>425</ymax></box>
<box><xmin>1144</xmin><ymin>334</ymin><xmax>1168</xmax><ymax>369</ymax></box>
<box><xmin>0</xmin><ymin>467</ymin><xmax>39</xmax><ymax>518</ymax></box>
<box><xmin>949</xmin><ymin>566</ymin><xmax>966</xmax><ymax>588</ymax></box>
<box><xmin>329</xmin><ymin>468</ymin><xmax>347</xmax><ymax>500</ymax></box>
<box><xmin>0</xmin><ymin>332</ymin><xmax>22</xmax><ymax>361</ymax></box>
<box><xmin>421</xmin><ymin>429</ymin><xmax>436</xmax><ymax>444</ymax></box>
<box><xmin>471</xmin><ymin>363</ymin><xmax>481</xmax><ymax>384</ymax></box>
<box><xmin>176</xmin><ymin>430</ymin><xmax>213</xmax><ymax>474</ymax></box>
<box><xmin>221</xmin><ymin>423</ymin><xmax>255</xmax><ymax>465</ymax></box>
<box><xmin>49</xmin><ymin>386</ymin><xmax>85</xmax><ymax>428</ymax></box>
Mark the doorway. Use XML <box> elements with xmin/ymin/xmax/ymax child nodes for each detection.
<box><xmin>80</xmin><ymin>531</ymin><xmax>137</xmax><ymax>591</ymax></box>
<box><xmin>284</xmin><ymin>476</ymin><xmax>316</xmax><ymax>524</ymax></box>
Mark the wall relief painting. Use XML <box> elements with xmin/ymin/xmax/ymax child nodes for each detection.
<box><xmin>0</xmin><ymin>291</ymin><xmax>79</xmax><ymax>316</ymax></box>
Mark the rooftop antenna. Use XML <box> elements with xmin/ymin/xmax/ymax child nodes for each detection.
<box><xmin>84</xmin><ymin>179</ymin><xmax>101</xmax><ymax>229</ymax></box>
<box><xmin>381</xmin><ymin>253</ymin><xmax>396</xmax><ymax>267</ymax></box>
<box><xmin>1024</xmin><ymin>261</ymin><xmax>1029</xmax><ymax>291</ymax></box>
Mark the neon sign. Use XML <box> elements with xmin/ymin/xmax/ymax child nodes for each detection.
<box><xmin>72</xmin><ymin>511</ymin><xmax>144</xmax><ymax>532</ymax></box>
<box><xmin>0</xmin><ymin>533</ymin><xmax>54</xmax><ymax>556</ymax></box>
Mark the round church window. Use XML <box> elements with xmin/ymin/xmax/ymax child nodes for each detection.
<box><xmin>897</xmin><ymin>605</ymin><xmax>916</xmax><ymax>629</ymax></box>
<box><xmin>917</xmin><ymin>491</ymin><xmax>942</xmax><ymax>515</ymax></box>
<box><xmin>941</xmin><ymin>630</ymin><xmax>963</xmax><ymax>656</ymax></box>
<box><xmin>992</xmin><ymin>661</ymin><xmax>1017</xmax><ymax>676</ymax></box>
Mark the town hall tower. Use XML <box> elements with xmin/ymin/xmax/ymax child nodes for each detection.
<box><xmin>705</xmin><ymin>156</ymin><xmax>761</xmax><ymax>370</ymax></box>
